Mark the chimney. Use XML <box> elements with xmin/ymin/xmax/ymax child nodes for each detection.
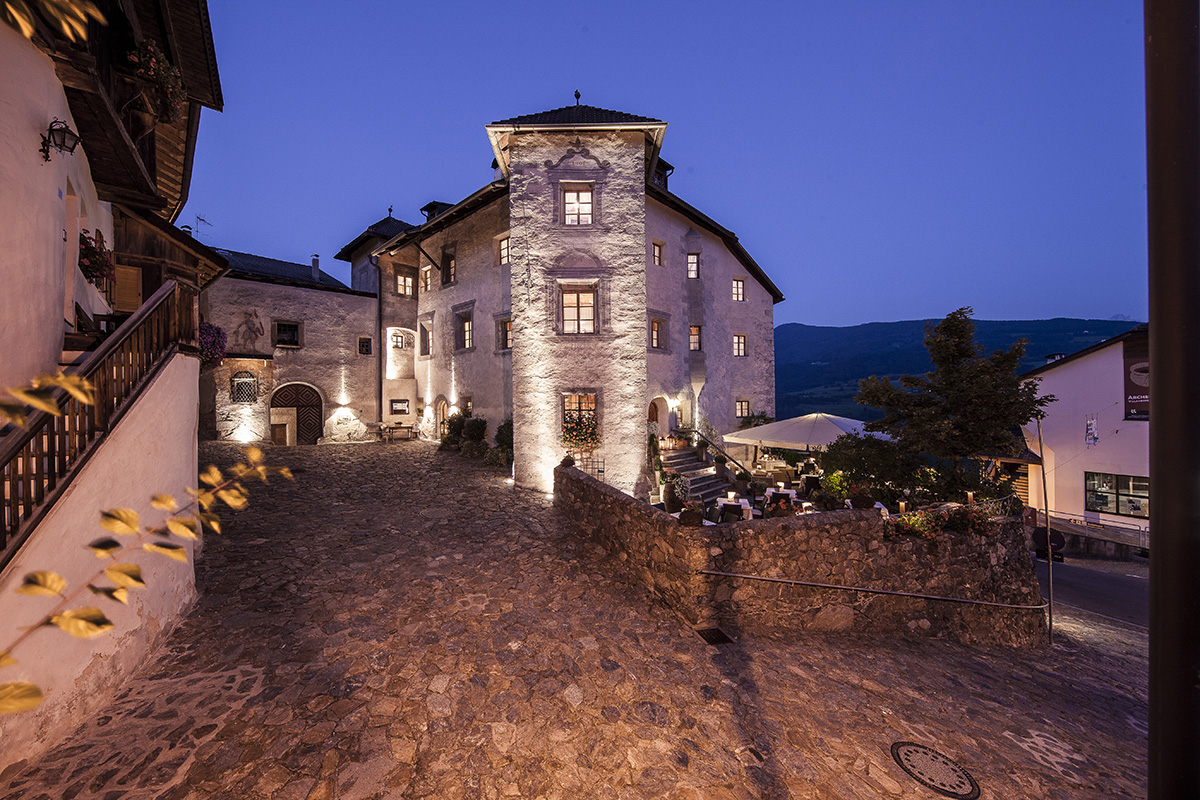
<box><xmin>1044</xmin><ymin>352</ymin><xmax>1066</xmax><ymax>364</ymax></box>
<box><xmin>311</xmin><ymin>254</ymin><xmax>320</xmax><ymax>281</ymax></box>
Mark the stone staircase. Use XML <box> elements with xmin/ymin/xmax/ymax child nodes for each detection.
<box><xmin>660</xmin><ymin>448</ymin><xmax>734</xmax><ymax>505</ymax></box>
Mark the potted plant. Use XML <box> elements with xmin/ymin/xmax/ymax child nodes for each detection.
<box><xmin>197</xmin><ymin>321</ymin><xmax>227</xmax><ymax>368</ymax></box>
<box><xmin>735</xmin><ymin>470</ymin><xmax>751</xmax><ymax>494</ymax></box>
<box><xmin>661</xmin><ymin>471</ymin><xmax>684</xmax><ymax>513</ymax></box>
<box><xmin>127</xmin><ymin>39</ymin><xmax>187</xmax><ymax>123</ymax></box>
<box><xmin>78</xmin><ymin>230</ymin><xmax>115</xmax><ymax>288</ymax></box>
<box><xmin>713</xmin><ymin>454</ymin><xmax>728</xmax><ymax>478</ymax></box>
<box><xmin>678</xmin><ymin>500</ymin><xmax>705</xmax><ymax>527</ymax></box>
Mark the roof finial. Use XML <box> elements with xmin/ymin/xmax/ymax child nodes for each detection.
<box><xmin>574</xmin><ymin>89</ymin><xmax>581</xmax><ymax>105</ymax></box>
<box><xmin>387</xmin><ymin>204</ymin><xmax>393</xmax><ymax>218</ymax></box>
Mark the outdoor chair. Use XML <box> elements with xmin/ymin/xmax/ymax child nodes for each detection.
<box><xmin>719</xmin><ymin>505</ymin><xmax>744</xmax><ymax>524</ymax></box>
<box><xmin>704</xmin><ymin>503</ymin><xmax>723</xmax><ymax>524</ymax></box>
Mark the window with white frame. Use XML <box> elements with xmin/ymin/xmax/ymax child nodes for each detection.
<box><xmin>650</xmin><ymin>319</ymin><xmax>663</xmax><ymax>349</ymax></box>
<box><xmin>456</xmin><ymin>310</ymin><xmax>473</xmax><ymax>350</ymax></box>
<box><xmin>689</xmin><ymin>325</ymin><xmax>702</xmax><ymax>352</ymax></box>
<box><xmin>732</xmin><ymin>278</ymin><xmax>745</xmax><ymax>301</ymax></box>
<box><xmin>397</xmin><ymin>273</ymin><xmax>414</xmax><ymax>296</ymax></box>
<box><xmin>562</xmin><ymin>287</ymin><xmax>595</xmax><ymax>334</ymax></box>
<box><xmin>563</xmin><ymin>187</ymin><xmax>593</xmax><ymax>225</ymax></box>
<box><xmin>652</xmin><ymin>241</ymin><xmax>662</xmax><ymax>266</ymax></box>
<box><xmin>733</xmin><ymin>334</ymin><xmax>747</xmax><ymax>357</ymax></box>
<box><xmin>498</xmin><ymin>236</ymin><xmax>510</xmax><ymax>265</ymax></box>
<box><xmin>687</xmin><ymin>253</ymin><xmax>699</xmax><ymax>279</ymax></box>
<box><xmin>421</xmin><ymin>266</ymin><xmax>432</xmax><ymax>292</ymax></box>
<box><xmin>735</xmin><ymin>400</ymin><xmax>750</xmax><ymax>418</ymax></box>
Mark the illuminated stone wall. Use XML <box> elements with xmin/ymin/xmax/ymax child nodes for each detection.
<box><xmin>406</xmin><ymin>198</ymin><xmax>512</xmax><ymax>440</ymax></box>
<box><xmin>203</xmin><ymin>276</ymin><xmax>378</xmax><ymax>442</ymax></box>
<box><xmin>644</xmin><ymin>200</ymin><xmax>776</xmax><ymax>441</ymax></box>
<box><xmin>510</xmin><ymin>131</ymin><xmax>649</xmax><ymax>493</ymax></box>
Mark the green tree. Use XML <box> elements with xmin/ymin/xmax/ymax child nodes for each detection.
<box><xmin>854</xmin><ymin>307</ymin><xmax>1053</xmax><ymax>500</ymax></box>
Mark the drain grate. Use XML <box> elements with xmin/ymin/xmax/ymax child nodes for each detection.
<box><xmin>695</xmin><ymin>627</ymin><xmax>733</xmax><ymax>645</ymax></box>
<box><xmin>890</xmin><ymin>742</ymin><xmax>980</xmax><ymax>800</ymax></box>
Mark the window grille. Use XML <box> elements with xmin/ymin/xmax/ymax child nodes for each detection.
<box><xmin>230</xmin><ymin>371</ymin><xmax>257</xmax><ymax>404</ymax></box>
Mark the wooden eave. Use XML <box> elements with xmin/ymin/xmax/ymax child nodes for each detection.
<box><xmin>114</xmin><ymin>205</ymin><xmax>228</xmax><ymax>287</ymax></box>
<box><xmin>51</xmin><ymin>49</ymin><xmax>163</xmax><ymax>209</ymax></box>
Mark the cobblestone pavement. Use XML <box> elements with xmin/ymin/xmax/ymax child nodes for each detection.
<box><xmin>0</xmin><ymin>442</ymin><xmax>1147</xmax><ymax>799</ymax></box>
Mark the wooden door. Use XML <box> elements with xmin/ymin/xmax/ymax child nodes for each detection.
<box><xmin>271</xmin><ymin>384</ymin><xmax>323</xmax><ymax>445</ymax></box>
<box><xmin>113</xmin><ymin>264</ymin><xmax>143</xmax><ymax>312</ymax></box>
<box><xmin>271</xmin><ymin>424</ymin><xmax>288</xmax><ymax>446</ymax></box>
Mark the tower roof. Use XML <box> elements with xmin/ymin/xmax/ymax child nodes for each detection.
<box><xmin>491</xmin><ymin>104</ymin><xmax>662</xmax><ymax>126</ymax></box>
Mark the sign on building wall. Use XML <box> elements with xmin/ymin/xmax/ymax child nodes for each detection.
<box><xmin>1123</xmin><ymin>333</ymin><xmax>1149</xmax><ymax>420</ymax></box>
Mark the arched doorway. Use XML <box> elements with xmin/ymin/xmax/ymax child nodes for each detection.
<box><xmin>648</xmin><ymin>402</ymin><xmax>659</xmax><ymax>424</ymax></box>
<box><xmin>435</xmin><ymin>398</ymin><xmax>449</xmax><ymax>438</ymax></box>
<box><xmin>271</xmin><ymin>384</ymin><xmax>323</xmax><ymax>445</ymax></box>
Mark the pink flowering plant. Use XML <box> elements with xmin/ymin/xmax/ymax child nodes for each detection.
<box><xmin>562</xmin><ymin>410</ymin><xmax>600</xmax><ymax>451</ymax></box>
<box><xmin>127</xmin><ymin>39</ymin><xmax>186</xmax><ymax>122</ymax></box>
<box><xmin>886</xmin><ymin>504</ymin><xmax>991</xmax><ymax>541</ymax></box>
<box><xmin>78</xmin><ymin>229</ymin><xmax>114</xmax><ymax>287</ymax></box>
<box><xmin>197</xmin><ymin>322</ymin><xmax>227</xmax><ymax>367</ymax></box>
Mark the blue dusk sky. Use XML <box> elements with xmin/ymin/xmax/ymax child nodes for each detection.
<box><xmin>183</xmin><ymin>1</ymin><xmax>1148</xmax><ymax>327</ymax></box>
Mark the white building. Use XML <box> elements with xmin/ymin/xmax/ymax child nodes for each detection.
<box><xmin>347</xmin><ymin>103</ymin><xmax>783</xmax><ymax>494</ymax></box>
<box><xmin>1022</xmin><ymin>325</ymin><xmax>1149</xmax><ymax>535</ymax></box>
<box><xmin>0</xmin><ymin>4</ymin><xmax>222</xmax><ymax>768</ymax></box>
<box><xmin>201</xmin><ymin>250</ymin><xmax>379</xmax><ymax>444</ymax></box>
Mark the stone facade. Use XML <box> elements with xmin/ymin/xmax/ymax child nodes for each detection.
<box><xmin>201</xmin><ymin>271</ymin><xmax>378</xmax><ymax>443</ymax></box>
<box><xmin>555</xmin><ymin>465</ymin><xmax>1047</xmax><ymax>647</ymax></box>
<box><xmin>367</xmin><ymin>105</ymin><xmax>783</xmax><ymax>494</ymax></box>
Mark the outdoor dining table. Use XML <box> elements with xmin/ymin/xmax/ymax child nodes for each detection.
<box><xmin>764</xmin><ymin>488</ymin><xmax>798</xmax><ymax>502</ymax></box>
<box><xmin>717</xmin><ymin>497</ymin><xmax>755</xmax><ymax>520</ymax></box>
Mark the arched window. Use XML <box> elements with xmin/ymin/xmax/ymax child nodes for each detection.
<box><xmin>230</xmin><ymin>371</ymin><xmax>258</xmax><ymax>404</ymax></box>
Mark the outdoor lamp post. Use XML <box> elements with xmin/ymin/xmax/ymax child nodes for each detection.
<box><xmin>40</xmin><ymin>119</ymin><xmax>81</xmax><ymax>161</ymax></box>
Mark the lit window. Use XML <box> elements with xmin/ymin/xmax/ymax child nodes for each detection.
<box><xmin>419</xmin><ymin>324</ymin><xmax>430</xmax><ymax>356</ymax></box>
<box><xmin>274</xmin><ymin>321</ymin><xmax>301</xmax><ymax>348</ymax></box>
<box><xmin>499</xmin><ymin>236</ymin><xmax>510</xmax><ymax>264</ymax></box>
<box><xmin>733</xmin><ymin>334</ymin><xmax>747</xmax><ymax>357</ymax></box>
<box><xmin>651</xmin><ymin>319</ymin><xmax>662</xmax><ymax>349</ymax></box>
<box><xmin>230</xmin><ymin>371</ymin><xmax>257</xmax><ymax>404</ymax></box>
<box><xmin>498</xmin><ymin>318</ymin><xmax>512</xmax><ymax>350</ymax></box>
<box><xmin>462</xmin><ymin>395</ymin><xmax>473</xmax><ymax>416</ymax></box>
<box><xmin>421</xmin><ymin>266</ymin><xmax>432</xmax><ymax>292</ymax></box>
<box><xmin>732</xmin><ymin>278</ymin><xmax>745</xmax><ymax>302</ymax></box>
<box><xmin>652</xmin><ymin>242</ymin><xmax>662</xmax><ymax>266</ymax></box>
<box><xmin>397</xmin><ymin>274</ymin><xmax>414</xmax><ymax>296</ymax></box>
<box><xmin>1085</xmin><ymin>472</ymin><xmax>1149</xmax><ymax>519</ymax></box>
<box><xmin>564</xmin><ymin>189</ymin><xmax>593</xmax><ymax>225</ymax></box>
<box><xmin>563</xmin><ymin>393</ymin><xmax>596</xmax><ymax>413</ymax></box>
<box><xmin>562</xmin><ymin>288</ymin><xmax>595</xmax><ymax>334</ymax></box>
<box><xmin>456</xmin><ymin>311</ymin><xmax>473</xmax><ymax>350</ymax></box>
<box><xmin>687</xmin><ymin>253</ymin><xmax>699</xmax><ymax>279</ymax></box>
<box><xmin>358</xmin><ymin>337</ymin><xmax>372</xmax><ymax>355</ymax></box>
<box><xmin>736</xmin><ymin>400</ymin><xmax>750</xmax><ymax>418</ymax></box>
<box><xmin>442</xmin><ymin>253</ymin><xmax>456</xmax><ymax>285</ymax></box>
<box><xmin>689</xmin><ymin>325</ymin><xmax>701</xmax><ymax>351</ymax></box>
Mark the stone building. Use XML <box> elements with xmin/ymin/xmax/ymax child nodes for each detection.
<box><xmin>201</xmin><ymin>250</ymin><xmax>379</xmax><ymax>444</ymax></box>
<box><xmin>349</xmin><ymin>104</ymin><xmax>782</xmax><ymax>493</ymax></box>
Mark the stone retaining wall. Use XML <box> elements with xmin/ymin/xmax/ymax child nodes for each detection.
<box><xmin>555</xmin><ymin>465</ymin><xmax>1047</xmax><ymax>647</ymax></box>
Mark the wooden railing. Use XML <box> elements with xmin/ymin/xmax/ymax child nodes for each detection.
<box><xmin>0</xmin><ymin>280</ymin><xmax>197</xmax><ymax>571</ymax></box>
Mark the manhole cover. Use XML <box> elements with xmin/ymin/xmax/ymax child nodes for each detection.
<box><xmin>695</xmin><ymin>628</ymin><xmax>733</xmax><ymax>645</ymax></box>
<box><xmin>890</xmin><ymin>742</ymin><xmax>980</xmax><ymax>800</ymax></box>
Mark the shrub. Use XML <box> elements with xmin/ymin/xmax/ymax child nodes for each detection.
<box><xmin>735</xmin><ymin>470</ymin><xmax>751</xmax><ymax>481</ymax></box>
<box><xmin>463</xmin><ymin>417</ymin><xmax>487</xmax><ymax>442</ymax></box>
<box><xmin>460</xmin><ymin>439</ymin><xmax>486</xmax><ymax>458</ymax></box>
<box><xmin>495</xmin><ymin>418</ymin><xmax>513</xmax><ymax>450</ymax></box>
<box><xmin>714</xmin><ymin>454</ymin><xmax>727</xmax><ymax>465</ymax></box>
<box><xmin>438</xmin><ymin>434</ymin><xmax>459</xmax><ymax>451</ymax></box>
<box><xmin>197</xmin><ymin>322</ymin><xmax>227</xmax><ymax>367</ymax></box>
<box><xmin>481</xmin><ymin>446</ymin><xmax>507</xmax><ymax>467</ymax></box>
<box><xmin>446</xmin><ymin>413</ymin><xmax>467</xmax><ymax>439</ymax></box>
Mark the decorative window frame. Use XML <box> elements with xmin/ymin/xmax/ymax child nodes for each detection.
<box><xmin>686</xmin><ymin>253</ymin><xmax>700</xmax><ymax>279</ymax></box>
<box><xmin>560</xmin><ymin>181</ymin><xmax>595</xmax><ymax>226</ymax></box>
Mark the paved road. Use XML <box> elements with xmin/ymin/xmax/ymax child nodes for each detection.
<box><xmin>0</xmin><ymin>442</ymin><xmax>1148</xmax><ymax>799</ymax></box>
<box><xmin>1035</xmin><ymin>558</ymin><xmax>1150</xmax><ymax>629</ymax></box>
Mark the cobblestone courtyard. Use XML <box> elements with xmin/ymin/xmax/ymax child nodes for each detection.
<box><xmin>0</xmin><ymin>441</ymin><xmax>1147</xmax><ymax>799</ymax></box>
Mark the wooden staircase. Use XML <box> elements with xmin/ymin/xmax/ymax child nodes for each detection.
<box><xmin>660</xmin><ymin>448</ymin><xmax>734</xmax><ymax>505</ymax></box>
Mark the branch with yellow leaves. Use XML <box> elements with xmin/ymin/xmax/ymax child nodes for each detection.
<box><xmin>0</xmin><ymin>370</ymin><xmax>94</xmax><ymax>428</ymax></box>
<box><xmin>2</xmin><ymin>0</ymin><xmax>105</xmax><ymax>42</ymax></box>
<box><xmin>0</xmin><ymin>446</ymin><xmax>292</xmax><ymax>714</ymax></box>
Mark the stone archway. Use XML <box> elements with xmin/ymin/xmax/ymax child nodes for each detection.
<box><xmin>435</xmin><ymin>398</ymin><xmax>449</xmax><ymax>438</ymax></box>
<box><xmin>271</xmin><ymin>384</ymin><xmax>323</xmax><ymax>445</ymax></box>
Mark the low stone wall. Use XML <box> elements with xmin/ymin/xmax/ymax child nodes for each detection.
<box><xmin>555</xmin><ymin>465</ymin><xmax>1047</xmax><ymax>647</ymax></box>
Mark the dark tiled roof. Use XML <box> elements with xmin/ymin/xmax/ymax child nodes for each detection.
<box><xmin>215</xmin><ymin>249</ymin><xmax>348</xmax><ymax>290</ymax></box>
<box><xmin>334</xmin><ymin>215</ymin><xmax>416</xmax><ymax>262</ymax></box>
<box><xmin>491</xmin><ymin>104</ymin><xmax>662</xmax><ymax>126</ymax></box>
<box><xmin>1022</xmin><ymin>323</ymin><xmax>1148</xmax><ymax>378</ymax></box>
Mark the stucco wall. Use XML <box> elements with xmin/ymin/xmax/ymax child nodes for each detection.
<box><xmin>203</xmin><ymin>277</ymin><xmax>378</xmax><ymax>441</ymax></box>
<box><xmin>1028</xmin><ymin>344</ymin><xmax>1149</xmax><ymax>526</ymax></box>
<box><xmin>0</xmin><ymin>26</ymin><xmax>112</xmax><ymax>389</ymax></box>
<box><xmin>404</xmin><ymin>198</ymin><xmax>511</xmax><ymax>442</ymax></box>
<box><xmin>510</xmin><ymin>131</ymin><xmax>649</xmax><ymax>493</ymax></box>
<box><xmin>555</xmin><ymin>465</ymin><xmax>1046</xmax><ymax>647</ymax></box>
<box><xmin>644</xmin><ymin>197</ymin><xmax>775</xmax><ymax>440</ymax></box>
<box><xmin>0</xmin><ymin>355</ymin><xmax>200</xmax><ymax>770</ymax></box>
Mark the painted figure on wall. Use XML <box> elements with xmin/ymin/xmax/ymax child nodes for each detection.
<box><xmin>233</xmin><ymin>309</ymin><xmax>265</xmax><ymax>351</ymax></box>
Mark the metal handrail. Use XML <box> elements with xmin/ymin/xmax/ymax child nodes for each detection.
<box><xmin>1</xmin><ymin>280</ymin><xmax>197</xmax><ymax>570</ymax></box>
<box><xmin>672</xmin><ymin>427</ymin><xmax>753</xmax><ymax>479</ymax></box>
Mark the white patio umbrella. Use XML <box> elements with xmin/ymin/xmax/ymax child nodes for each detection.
<box><xmin>722</xmin><ymin>413</ymin><xmax>876</xmax><ymax>451</ymax></box>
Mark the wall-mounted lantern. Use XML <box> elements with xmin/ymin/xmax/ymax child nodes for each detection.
<box><xmin>40</xmin><ymin>119</ymin><xmax>81</xmax><ymax>161</ymax></box>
